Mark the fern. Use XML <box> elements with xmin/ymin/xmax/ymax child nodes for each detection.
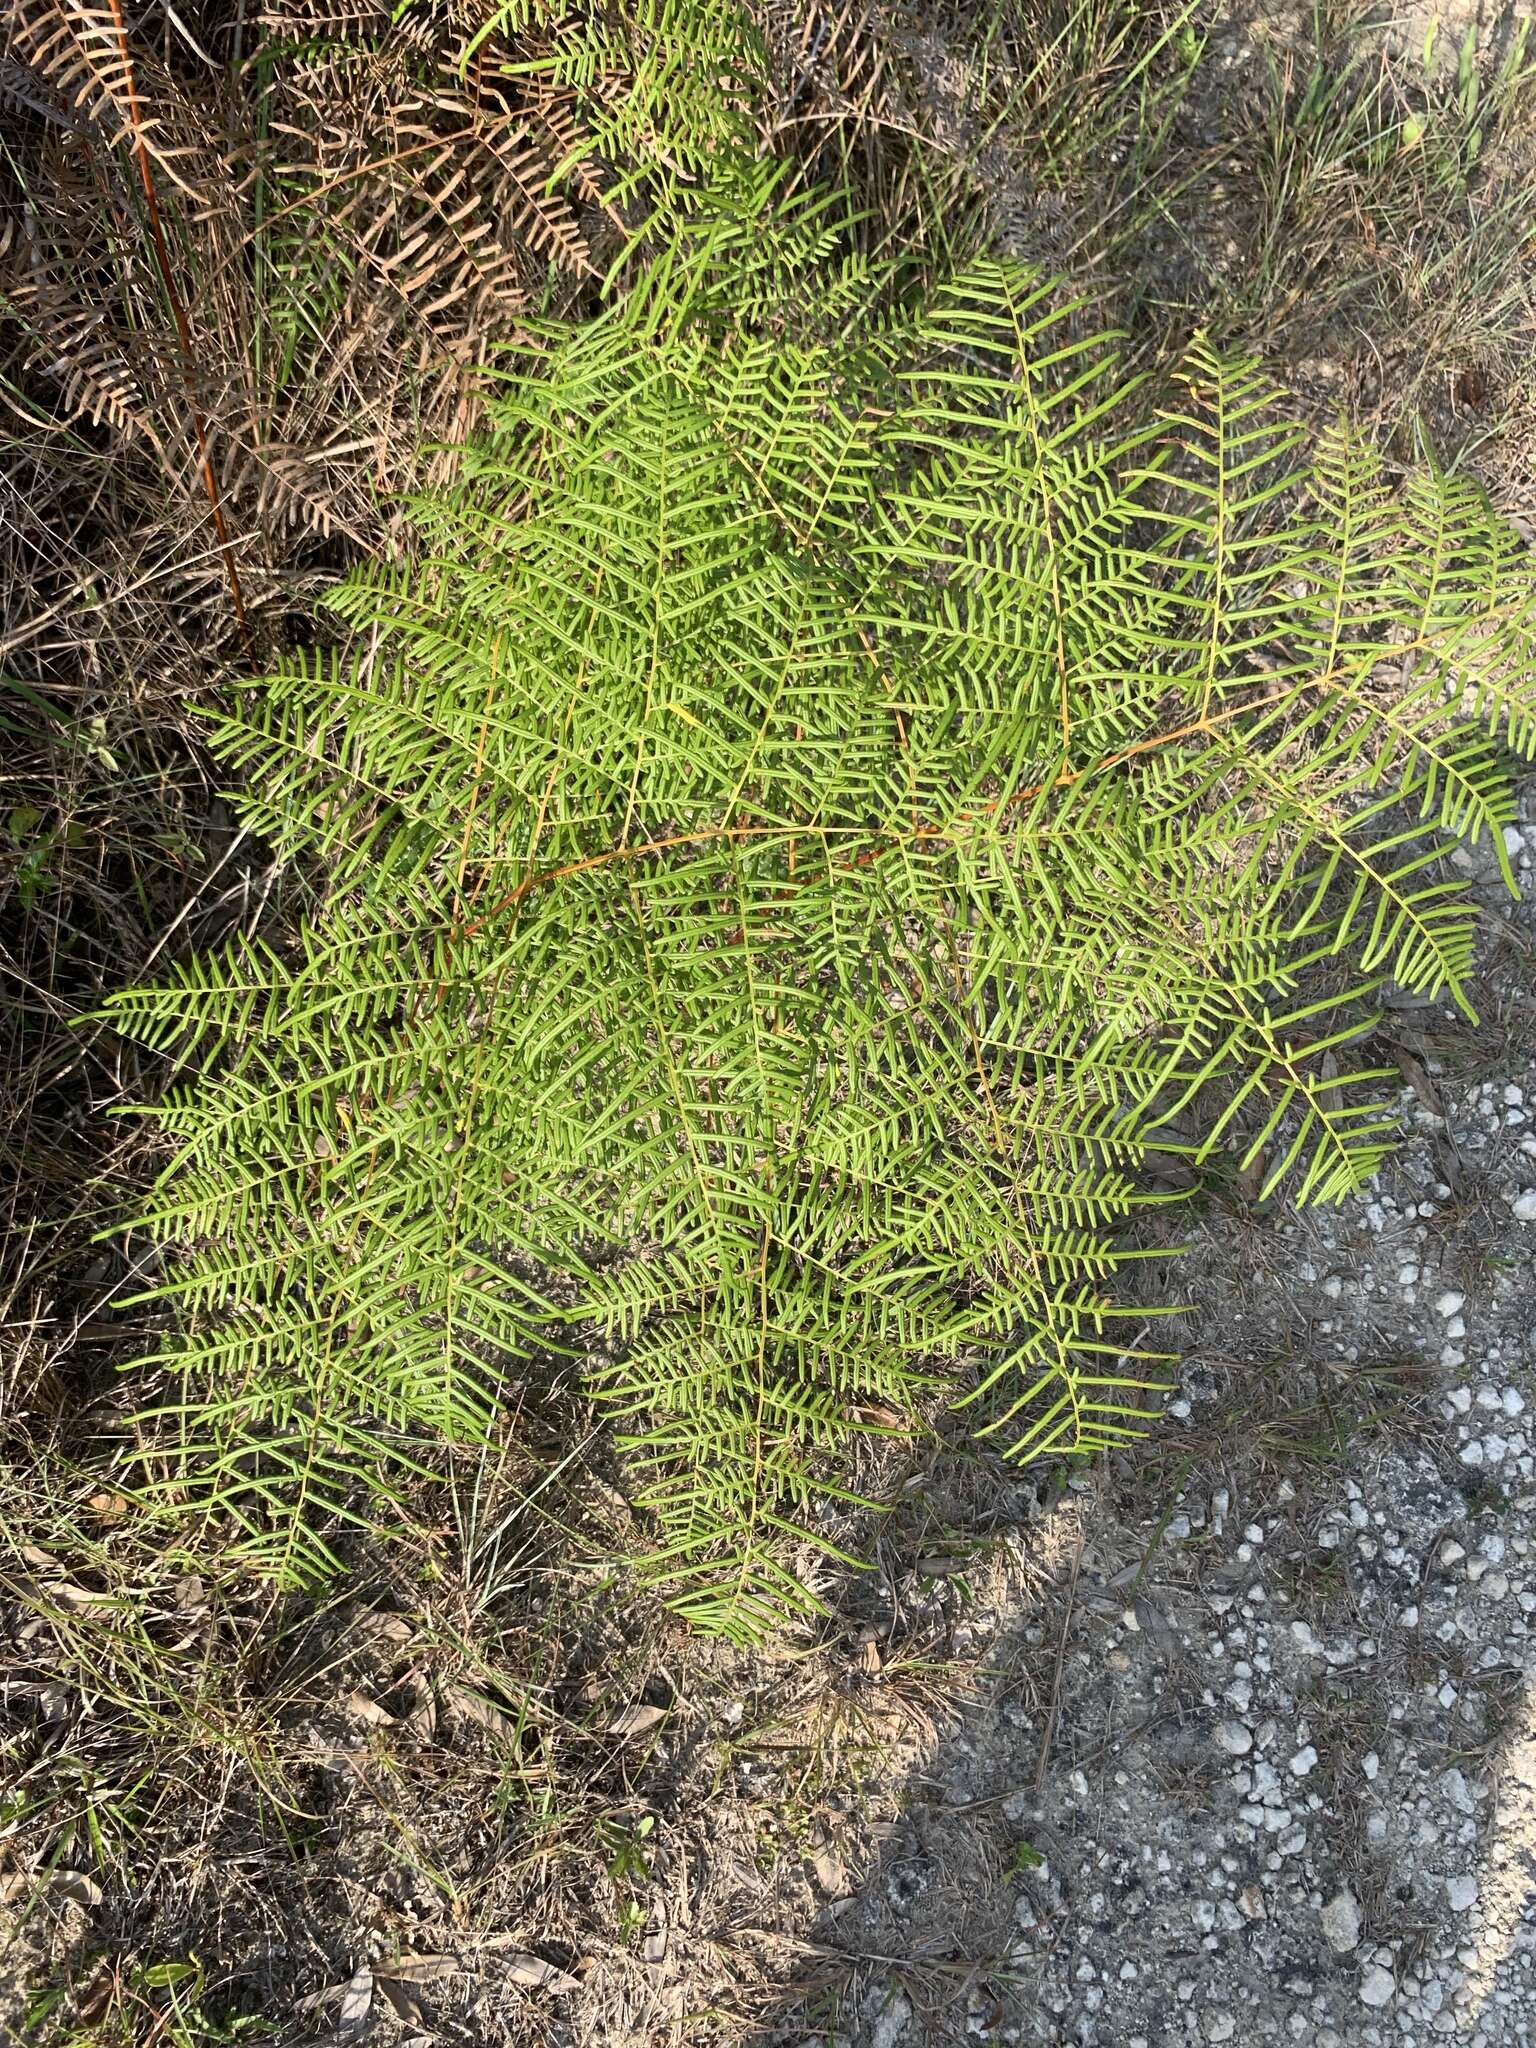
<box><xmin>105</xmin><ymin>172</ymin><xmax>1536</xmax><ymax>1637</ymax></box>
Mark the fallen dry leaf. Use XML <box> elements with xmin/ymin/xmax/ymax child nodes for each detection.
<box><xmin>1390</xmin><ymin>1040</ymin><xmax>1445</xmax><ymax>1118</ymax></box>
<box><xmin>378</xmin><ymin>1955</ymin><xmax>457</xmax><ymax>1984</ymax></box>
<box><xmin>352</xmin><ymin>1609</ymin><xmax>415</xmax><ymax>1649</ymax></box>
<box><xmin>292</xmin><ymin>1976</ymin><xmax>351</xmax><ymax>2015</ymax></box>
<box><xmin>1432</xmin><ymin>1126</ymin><xmax>1465</xmax><ymax>1195</ymax></box>
<box><xmin>344</xmin><ymin>1691</ymin><xmax>395</xmax><ymax>1727</ymax></box>
<box><xmin>503</xmin><ymin>1952</ymin><xmax>580</xmax><ymax>1995</ymax></box>
<box><xmin>51</xmin><ymin>1583</ymin><xmax>117</xmax><ymax>1609</ymax></box>
<box><xmin>74</xmin><ymin>1962</ymin><xmax>115</xmax><ymax>2026</ymax></box>
<box><xmin>385</xmin><ymin>1671</ymin><xmax>438</xmax><ymax>1740</ymax></box>
<box><xmin>448</xmin><ymin>1685</ymin><xmax>514</xmax><ymax>1739</ymax></box>
<box><xmin>376</xmin><ymin>1977</ymin><xmax>426</xmax><ymax>2028</ymax></box>
<box><xmin>606</xmin><ymin>1703</ymin><xmax>666</xmax><ymax>1739</ymax></box>
<box><xmin>849</xmin><ymin>1402</ymin><xmax>906</xmax><ymax>1429</ymax></box>
<box><xmin>52</xmin><ymin>1870</ymin><xmax>104</xmax><ymax>1908</ymax></box>
<box><xmin>643</xmin><ymin>1898</ymin><xmax>668</xmax><ymax>1965</ymax></box>
<box><xmin>339</xmin><ymin>1965</ymin><xmax>373</xmax><ymax>2026</ymax></box>
<box><xmin>1232</xmin><ymin>1141</ymin><xmax>1269</xmax><ymax>1202</ymax></box>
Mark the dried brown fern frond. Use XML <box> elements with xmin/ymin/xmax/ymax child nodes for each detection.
<box><xmin>4</xmin><ymin>280</ymin><xmax>175</xmax><ymax>457</ymax></box>
<box><xmin>1</xmin><ymin>0</ymin><xmax>614</xmax><ymax>599</ymax></box>
<box><xmin>4</xmin><ymin>2</ymin><xmax>142</xmax><ymax>140</ymax></box>
<box><xmin>762</xmin><ymin>0</ymin><xmax>904</xmax><ymax>142</ymax></box>
<box><xmin>258</xmin><ymin>1</ymin><xmax>595</xmax><ymax>329</ymax></box>
<box><xmin>3</xmin><ymin>0</ymin><xmax>957</xmax><ymax>597</ymax></box>
<box><xmin>755</xmin><ymin>0</ymin><xmax>987</xmax><ymax>280</ymax></box>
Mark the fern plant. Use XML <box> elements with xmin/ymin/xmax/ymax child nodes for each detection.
<box><xmin>106</xmin><ymin>173</ymin><xmax>1536</xmax><ymax>1638</ymax></box>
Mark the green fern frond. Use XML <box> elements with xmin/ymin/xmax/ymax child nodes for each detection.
<box><xmin>106</xmin><ymin>171</ymin><xmax>1536</xmax><ymax>1630</ymax></box>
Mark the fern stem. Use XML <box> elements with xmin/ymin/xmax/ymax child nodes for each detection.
<box><xmin>456</xmin><ymin>693</ymin><xmax>1275</xmax><ymax>939</ymax></box>
<box><xmin>106</xmin><ymin>0</ymin><xmax>250</xmax><ymax>648</ymax></box>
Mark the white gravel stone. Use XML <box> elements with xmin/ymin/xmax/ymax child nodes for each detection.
<box><xmin>1216</xmin><ymin>1720</ymin><xmax>1253</xmax><ymax>1756</ymax></box>
<box><xmin>1360</xmin><ymin>1964</ymin><xmax>1396</xmax><ymax>2009</ymax></box>
<box><xmin>1446</xmin><ymin>1875</ymin><xmax>1479</xmax><ymax>1911</ymax></box>
<box><xmin>870</xmin><ymin>1989</ymin><xmax>914</xmax><ymax>2048</ymax></box>
<box><xmin>1442</xmin><ymin>1769</ymin><xmax>1477</xmax><ymax>1816</ymax></box>
<box><xmin>1321</xmin><ymin>1890</ymin><xmax>1363</xmax><ymax>1954</ymax></box>
<box><xmin>1289</xmin><ymin>1744</ymin><xmax>1319</xmax><ymax>1777</ymax></box>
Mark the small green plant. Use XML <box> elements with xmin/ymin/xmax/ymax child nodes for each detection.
<box><xmin>106</xmin><ymin>166</ymin><xmax>1536</xmax><ymax>1639</ymax></box>
<box><xmin>26</xmin><ymin>1955</ymin><xmax>271</xmax><ymax>2048</ymax></box>
<box><xmin>597</xmin><ymin>1812</ymin><xmax>656</xmax><ymax>1941</ymax></box>
<box><xmin>1420</xmin><ymin>11</ymin><xmax>1536</xmax><ymax>169</ymax></box>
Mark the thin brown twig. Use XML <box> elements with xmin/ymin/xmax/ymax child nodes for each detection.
<box><xmin>105</xmin><ymin>0</ymin><xmax>250</xmax><ymax>647</ymax></box>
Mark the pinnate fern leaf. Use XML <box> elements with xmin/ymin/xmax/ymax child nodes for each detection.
<box><xmin>105</xmin><ymin>174</ymin><xmax>1536</xmax><ymax>1631</ymax></box>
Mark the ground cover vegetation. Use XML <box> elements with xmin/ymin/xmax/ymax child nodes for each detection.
<box><xmin>3</xmin><ymin>0</ymin><xmax>1535</xmax><ymax>2040</ymax></box>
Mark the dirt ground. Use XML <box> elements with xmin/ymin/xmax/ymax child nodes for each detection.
<box><xmin>4</xmin><ymin>2</ymin><xmax>1536</xmax><ymax>2044</ymax></box>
